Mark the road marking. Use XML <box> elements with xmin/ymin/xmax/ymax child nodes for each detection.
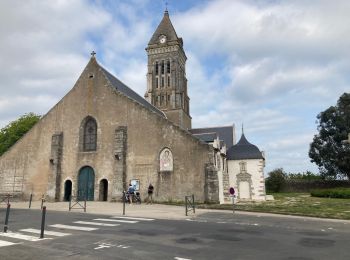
<box><xmin>102</xmin><ymin>218</ymin><xmax>138</xmax><ymax>224</ymax></box>
<box><xmin>0</xmin><ymin>240</ymin><xmax>20</xmax><ymax>247</ymax></box>
<box><xmin>174</xmin><ymin>257</ymin><xmax>192</xmax><ymax>260</ymax></box>
<box><xmin>111</xmin><ymin>216</ymin><xmax>154</xmax><ymax>221</ymax></box>
<box><xmin>94</xmin><ymin>242</ymin><xmax>116</xmax><ymax>250</ymax></box>
<box><xmin>94</xmin><ymin>218</ymin><xmax>138</xmax><ymax>224</ymax></box>
<box><xmin>74</xmin><ymin>221</ymin><xmax>119</xmax><ymax>227</ymax></box>
<box><xmin>50</xmin><ymin>224</ymin><xmax>98</xmax><ymax>231</ymax></box>
<box><xmin>20</xmin><ymin>228</ymin><xmax>72</xmax><ymax>237</ymax></box>
<box><xmin>0</xmin><ymin>232</ymin><xmax>51</xmax><ymax>241</ymax></box>
<box><xmin>185</xmin><ymin>219</ymin><xmax>207</xmax><ymax>223</ymax></box>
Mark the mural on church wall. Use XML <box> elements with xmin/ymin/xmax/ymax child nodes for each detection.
<box><xmin>159</xmin><ymin>148</ymin><xmax>173</xmax><ymax>172</ymax></box>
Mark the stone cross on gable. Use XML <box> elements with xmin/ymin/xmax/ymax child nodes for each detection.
<box><xmin>91</xmin><ymin>51</ymin><xmax>96</xmax><ymax>57</ymax></box>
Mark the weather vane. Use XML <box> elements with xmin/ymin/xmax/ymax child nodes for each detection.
<box><xmin>165</xmin><ymin>0</ymin><xmax>168</xmax><ymax>11</ymax></box>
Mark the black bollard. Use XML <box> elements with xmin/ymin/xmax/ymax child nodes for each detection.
<box><xmin>192</xmin><ymin>194</ymin><xmax>195</xmax><ymax>214</ymax></box>
<box><xmin>123</xmin><ymin>191</ymin><xmax>126</xmax><ymax>216</ymax></box>
<box><xmin>185</xmin><ymin>196</ymin><xmax>188</xmax><ymax>216</ymax></box>
<box><xmin>40</xmin><ymin>206</ymin><xmax>46</xmax><ymax>239</ymax></box>
<box><xmin>29</xmin><ymin>194</ymin><xmax>33</xmax><ymax>209</ymax></box>
<box><xmin>232</xmin><ymin>196</ymin><xmax>235</xmax><ymax>214</ymax></box>
<box><xmin>4</xmin><ymin>203</ymin><xmax>11</xmax><ymax>233</ymax></box>
<box><xmin>40</xmin><ymin>196</ymin><xmax>45</xmax><ymax>210</ymax></box>
<box><xmin>69</xmin><ymin>196</ymin><xmax>72</xmax><ymax>211</ymax></box>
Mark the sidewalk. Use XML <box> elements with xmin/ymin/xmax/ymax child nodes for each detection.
<box><xmin>9</xmin><ymin>201</ymin><xmax>203</xmax><ymax>220</ymax></box>
<box><xmin>7</xmin><ymin>200</ymin><xmax>350</xmax><ymax>223</ymax></box>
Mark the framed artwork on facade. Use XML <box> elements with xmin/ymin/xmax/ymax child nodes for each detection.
<box><xmin>160</xmin><ymin>148</ymin><xmax>173</xmax><ymax>172</ymax></box>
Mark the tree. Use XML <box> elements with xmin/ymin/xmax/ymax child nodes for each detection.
<box><xmin>309</xmin><ymin>93</ymin><xmax>350</xmax><ymax>180</ymax></box>
<box><xmin>265</xmin><ymin>168</ymin><xmax>287</xmax><ymax>193</ymax></box>
<box><xmin>0</xmin><ymin>113</ymin><xmax>41</xmax><ymax>156</ymax></box>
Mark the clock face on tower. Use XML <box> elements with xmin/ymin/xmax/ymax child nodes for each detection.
<box><xmin>159</xmin><ymin>35</ymin><xmax>167</xmax><ymax>44</ymax></box>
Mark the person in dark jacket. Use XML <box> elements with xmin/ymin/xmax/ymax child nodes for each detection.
<box><xmin>147</xmin><ymin>183</ymin><xmax>154</xmax><ymax>204</ymax></box>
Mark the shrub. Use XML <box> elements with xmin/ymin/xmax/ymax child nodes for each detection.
<box><xmin>266</xmin><ymin>168</ymin><xmax>287</xmax><ymax>193</ymax></box>
<box><xmin>310</xmin><ymin>188</ymin><xmax>350</xmax><ymax>199</ymax></box>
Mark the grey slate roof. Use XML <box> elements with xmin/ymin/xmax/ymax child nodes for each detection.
<box><xmin>192</xmin><ymin>132</ymin><xmax>218</xmax><ymax>143</ymax></box>
<box><xmin>100</xmin><ymin>65</ymin><xmax>166</xmax><ymax>118</ymax></box>
<box><xmin>189</xmin><ymin>126</ymin><xmax>234</xmax><ymax>148</ymax></box>
<box><xmin>227</xmin><ymin>134</ymin><xmax>263</xmax><ymax>160</ymax></box>
<box><xmin>148</xmin><ymin>11</ymin><xmax>179</xmax><ymax>45</ymax></box>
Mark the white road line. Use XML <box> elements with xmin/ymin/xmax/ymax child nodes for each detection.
<box><xmin>0</xmin><ymin>240</ymin><xmax>20</xmax><ymax>247</ymax></box>
<box><xmin>111</xmin><ymin>216</ymin><xmax>154</xmax><ymax>221</ymax></box>
<box><xmin>93</xmin><ymin>218</ymin><xmax>138</xmax><ymax>224</ymax></box>
<box><xmin>50</xmin><ymin>224</ymin><xmax>98</xmax><ymax>231</ymax></box>
<box><xmin>20</xmin><ymin>228</ymin><xmax>72</xmax><ymax>237</ymax></box>
<box><xmin>74</xmin><ymin>221</ymin><xmax>119</xmax><ymax>227</ymax></box>
<box><xmin>174</xmin><ymin>257</ymin><xmax>192</xmax><ymax>260</ymax></box>
<box><xmin>0</xmin><ymin>232</ymin><xmax>51</xmax><ymax>241</ymax></box>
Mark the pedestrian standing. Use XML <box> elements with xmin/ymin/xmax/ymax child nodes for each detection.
<box><xmin>147</xmin><ymin>183</ymin><xmax>154</xmax><ymax>204</ymax></box>
<box><xmin>127</xmin><ymin>184</ymin><xmax>135</xmax><ymax>204</ymax></box>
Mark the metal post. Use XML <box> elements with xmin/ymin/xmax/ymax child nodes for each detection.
<box><xmin>29</xmin><ymin>194</ymin><xmax>33</xmax><ymax>209</ymax></box>
<box><xmin>4</xmin><ymin>203</ymin><xmax>11</xmax><ymax>233</ymax></box>
<box><xmin>185</xmin><ymin>196</ymin><xmax>188</xmax><ymax>216</ymax></box>
<box><xmin>232</xmin><ymin>196</ymin><xmax>235</xmax><ymax>214</ymax></box>
<box><xmin>6</xmin><ymin>194</ymin><xmax>10</xmax><ymax>205</ymax></box>
<box><xmin>40</xmin><ymin>206</ymin><xmax>46</xmax><ymax>239</ymax></box>
<box><xmin>84</xmin><ymin>199</ymin><xmax>86</xmax><ymax>213</ymax></box>
<box><xmin>192</xmin><ymin>194</ymin><xmax>195</xmax><ymax>214</ymax></box>
<box><xmin>69</xmin><ymin>195</ymin><xmax>72</xmax><ymax>211</ymax></box>
<box><xmin>122</xmin><ymin>191</ymin><xmax>126</xmax><ymax>216</ymax></box>
<box><xmin>41</xmin><ymin>195</ymin><xmax>45</xmax><ymax>210</ymax></box>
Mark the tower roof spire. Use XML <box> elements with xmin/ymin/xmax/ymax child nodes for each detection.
<box><xmin>148</xmin><ymin>8</ymin><xmax>179</xmax><ymax>46</ymax></box>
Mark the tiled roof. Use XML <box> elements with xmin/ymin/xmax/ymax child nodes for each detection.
<box><xmin>100</xmin><ymin>65</ymin><xmax>166</xmax><ymax>118</ymax></box>
<box><xmin>227</xmin><ymin>134</ymin><xmax>263</xmax><ymax>160</ymax></box>
<box><xmin>192</xmin><ymin>132</ymin><xmax>218</xmax><ymax>143</ymax></box>
<box><xmin>148</xmin><ymin>11</ymin><xmax>179</xmax><ymax>45</ymax></box>
<box><xmin>189</xmin><ymin>126</ymin><xmax>234</xmax><ymax>148</ymax></box>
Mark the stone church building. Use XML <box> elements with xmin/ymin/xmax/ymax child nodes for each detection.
<box><xmin>0</xmin><ymin>11</ymin><xmax>266</xmax><ymax>203</ymax></box>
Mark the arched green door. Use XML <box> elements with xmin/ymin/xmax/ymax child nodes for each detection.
<box><xmin>78</xmin><ymin>166</ymin><xmax>95</xmax><ymax>201</ymax></box>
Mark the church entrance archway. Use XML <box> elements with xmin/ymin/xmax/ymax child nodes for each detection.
<box><xmin>99</xmin><ymin>179</ymin><xmax>108</xmax><ymax>201</ymax></box>
<box><xmin>64</xmin><ymin>180</ymin><xmax>72</xmax><ymax>201</ymax></box>
<box><xmin>78</xmin><ymin>166</ymin><xmax>95</xmax><ymax>201</ymax></box>
<box><xmin>239</xmin><ymin>181</ymin><xmax>251</xmax><ymax>199</ymax></box>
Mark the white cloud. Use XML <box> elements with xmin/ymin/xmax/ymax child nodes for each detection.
<box><xmin>0</xmin><ymin>0</ymin><xmax>111</xmax><ymax>124</ymax></box>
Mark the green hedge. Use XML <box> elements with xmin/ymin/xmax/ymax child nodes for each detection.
<box><xmin>310</xmin><ymin>188</ymin><xmax>350</xmax><ymax>199</ymax></box>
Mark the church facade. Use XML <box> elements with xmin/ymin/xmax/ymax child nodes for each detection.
<box><xmin>0</xmin><ymin>11</ymin><xmax>266</xmax><ymax>203</ymax></box>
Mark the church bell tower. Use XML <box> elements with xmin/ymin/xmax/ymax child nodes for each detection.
<box><xmin>145</xmin><ymin>10</ymin><xmax>191</xmax><ymax>130</ymax></box>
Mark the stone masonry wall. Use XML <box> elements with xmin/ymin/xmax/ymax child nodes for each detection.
<box><xmin>0</xmin><ymin>58</ymin><xmax>217</xmax><ymax>203</ymax></box>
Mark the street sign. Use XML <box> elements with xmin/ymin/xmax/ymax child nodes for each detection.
<box><xmin>229</xmin><ymin>187</ymin><xmax>235</xmax><ymax>195</ymax></box>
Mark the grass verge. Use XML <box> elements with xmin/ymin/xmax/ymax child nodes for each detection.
<box><xmin>195</xmin><ymin>193</ymin><xmax>350</xmax><ymax>220</ymax></box>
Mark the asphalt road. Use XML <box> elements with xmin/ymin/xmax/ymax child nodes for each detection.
<box><xmin>0</xmin><ymin>208</ymin><xmax>349</xmax><ymax>260</ymax></box>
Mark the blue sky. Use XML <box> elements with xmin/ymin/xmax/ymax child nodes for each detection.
<box><xmin>0</xmin><ymin>0</ymin><xmax>350</xmax><ymax>174</ymax></box>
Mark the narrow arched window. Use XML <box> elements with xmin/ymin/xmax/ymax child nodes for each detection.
<box><xmin>155</xmin><ymin>61</ymin><xmax>159</xmax><ymax>75</ymax></box>
<box><xmin>167</xmin><ymin>60</ymin><xmax>170</xmax><ymax>73</ymax></box>
<box><xmin>83</xmin><ymin>118</ymin><xmax>97</xmax><ymax>151</ymax></box>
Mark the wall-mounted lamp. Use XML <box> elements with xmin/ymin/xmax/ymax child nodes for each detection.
<box><xmin>114</xmin><ymin>154</ymin><xmax>120</xmax><ymax>160</ymax></box>
<box><xmin>49</xmin><ymin>158</ymin><xmax>54</xmax><ymax>164</ymax></box>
